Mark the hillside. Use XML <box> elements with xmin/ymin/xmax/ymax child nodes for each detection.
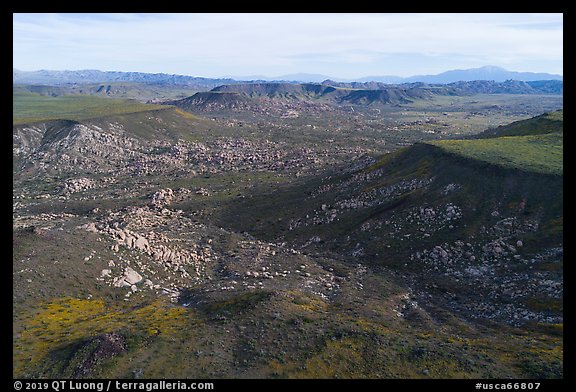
<box><xmin>164</xmin><ymin>91</ymin><xmax>256</xmax><ymax>111</ymax></box>
<box><xmin>476</xmin><ymin>110</ymin><xmax>563</xmax><ymax>138</ymax></box>
<box><xmin>164</xmin><ymin>80</ymin><xmax>563</xmax><ymax>116</ymax></box>
<box><xmin>13</xmin><ymin>89</ymin><xmax>563</xmax><ymax>379</ymax></box>
<box><xmin>211</xmin><ymin>82</ymin><xmax>337</xmax><ymax>98</ymax></box>
<box><xmin>218</xmin><ymin>111</ymin><xmax>563</xmax><ymax>329</ymax></box>
<box><xmin>168</xmin><ymin>83</ymin><xmax>438</xmax><ymax>111</ymax></box>
<box><xmin>431</xmin><ymin>109</ymin><xmax>564</xmax><ymax>176</ymax></box>
<box><xmin>13</xmin><ymin>92</ymin><xmax>169</xmax><ymax>125</ymax></box>
<box><xmin>13</xmin><ymin>83</ymin><xmax>199</xmax><ymax>102</ymax></box>
<box><xmin>428</xmin><ymin>133</ymin><xmax>562</xmax><ymax>176</ymax></box>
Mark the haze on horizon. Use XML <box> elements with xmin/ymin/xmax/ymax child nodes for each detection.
<box><xmin>13</xmin><ymin>13</ymin><xmax>563</xmax><ymax>80</ymax></box>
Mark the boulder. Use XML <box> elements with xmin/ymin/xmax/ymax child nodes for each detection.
<box><xmin>83</xmin><ymin>222</ymin><xmax>98</xmax><ymax>233</ymax></box>
<box><xmin>125</xmin><ymin>236</ymin><xmax>135</xmax><ymax>248</ymax></box>
<box><xmin>134</xmin><ymin>237</ymin><xmax>149</xmax><ymax>251</ymax></box>
<box><xmin>100</xmin><ymin>269</ymin><xmax>112</xmax><ymax>277</ymax></box>
<box><xmin>124</xmin><ymin>267</ymin><xmax>143</xmax><ymax>285</ymax></box>
<box><xmin>113</xmin><ymin>277</ymin><xmax>131</xmax><ymax>288</ymax></box>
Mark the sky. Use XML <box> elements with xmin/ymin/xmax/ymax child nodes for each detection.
<box><xmin>13</xmin><ymin>13</ymin><xmax>563</xmax><ymax>79</ymax></box>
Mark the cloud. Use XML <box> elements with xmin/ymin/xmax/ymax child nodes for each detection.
<box><xmin>13</xmin><ymin>13</ymin><xmax>563</xmax><ymax>78</ymax></box>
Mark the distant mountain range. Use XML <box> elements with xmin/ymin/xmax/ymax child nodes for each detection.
<box><xmin>13</xmin><ymin>65</ymin><xmax>562</xmax><ymax>87</ymax></box>
<box><xmin>12</xmin><ymin>69</ymin><xmax>238</xmax><ymax>90</ymax></box>
<box><xmin>399</xmin><ymin>66</ymin><xmax>563</xmax><ymax>84</ymax></box>
<box><xmin>229</xmin><ymin>66</ymin><xmax>563</xmax><ymax>84</ymax></box>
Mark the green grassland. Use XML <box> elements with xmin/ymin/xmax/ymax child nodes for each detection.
<box><xmin>13</xmin><ymin>92</ymin><xmax>168</xmax><ymax>125</ymax></box>
<box><xmin>426</xmin><ymin>108</ymin><xmax>563</xmax><ymax>175</ymax></box>
<box><xmin>477</xmin><ymin>110</ymin><xmax>563</xmax><ymax>138</ymax></box>
<box><xmin>427</xmin><ymin>132</ymin><xmax>562</xmax><ymax>176</ymax></box>
<box><xmin>14</xmin><ymin>82</ymin><xmax>199</xmax><ymax>102</ymax></box>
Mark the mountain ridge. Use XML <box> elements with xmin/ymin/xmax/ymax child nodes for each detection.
<box><xmin>164</xmin><ymin>80</ymin><xmax>562</xmax><ymax>113</ymax></box>
<box><xmin>14</xmin><ymin>65</ymin><xmax>562</xmax><ymax>86</ymax></box>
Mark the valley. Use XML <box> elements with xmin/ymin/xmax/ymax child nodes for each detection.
<box><xmin>12</xmin><ymin>81</ymin><xmax>563</xmax><ymax>379</ymax></box>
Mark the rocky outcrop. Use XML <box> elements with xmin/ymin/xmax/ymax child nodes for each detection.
<box><xmin>81</xmin><ymin>202</ymin><xmax>218</xmax><ymax>301</ymax></box>
<box><xmin>59</xmin><ymin>177</ymin><xmax>96</xmax><ymax>195</ymax></box>
<box><xmin>72</xmin><ymin>332</ymin><xmax>127</xmax><ymax>378</ymax></box>
<box><xmin>150</xmin><ymin>188</ymin><xmax>174</xmax><ymax>209</ymax></box>
<box><xmin>289</xmin><ymin>177</ymin><xmax>435</xmax><ymax>231</ymax></box>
